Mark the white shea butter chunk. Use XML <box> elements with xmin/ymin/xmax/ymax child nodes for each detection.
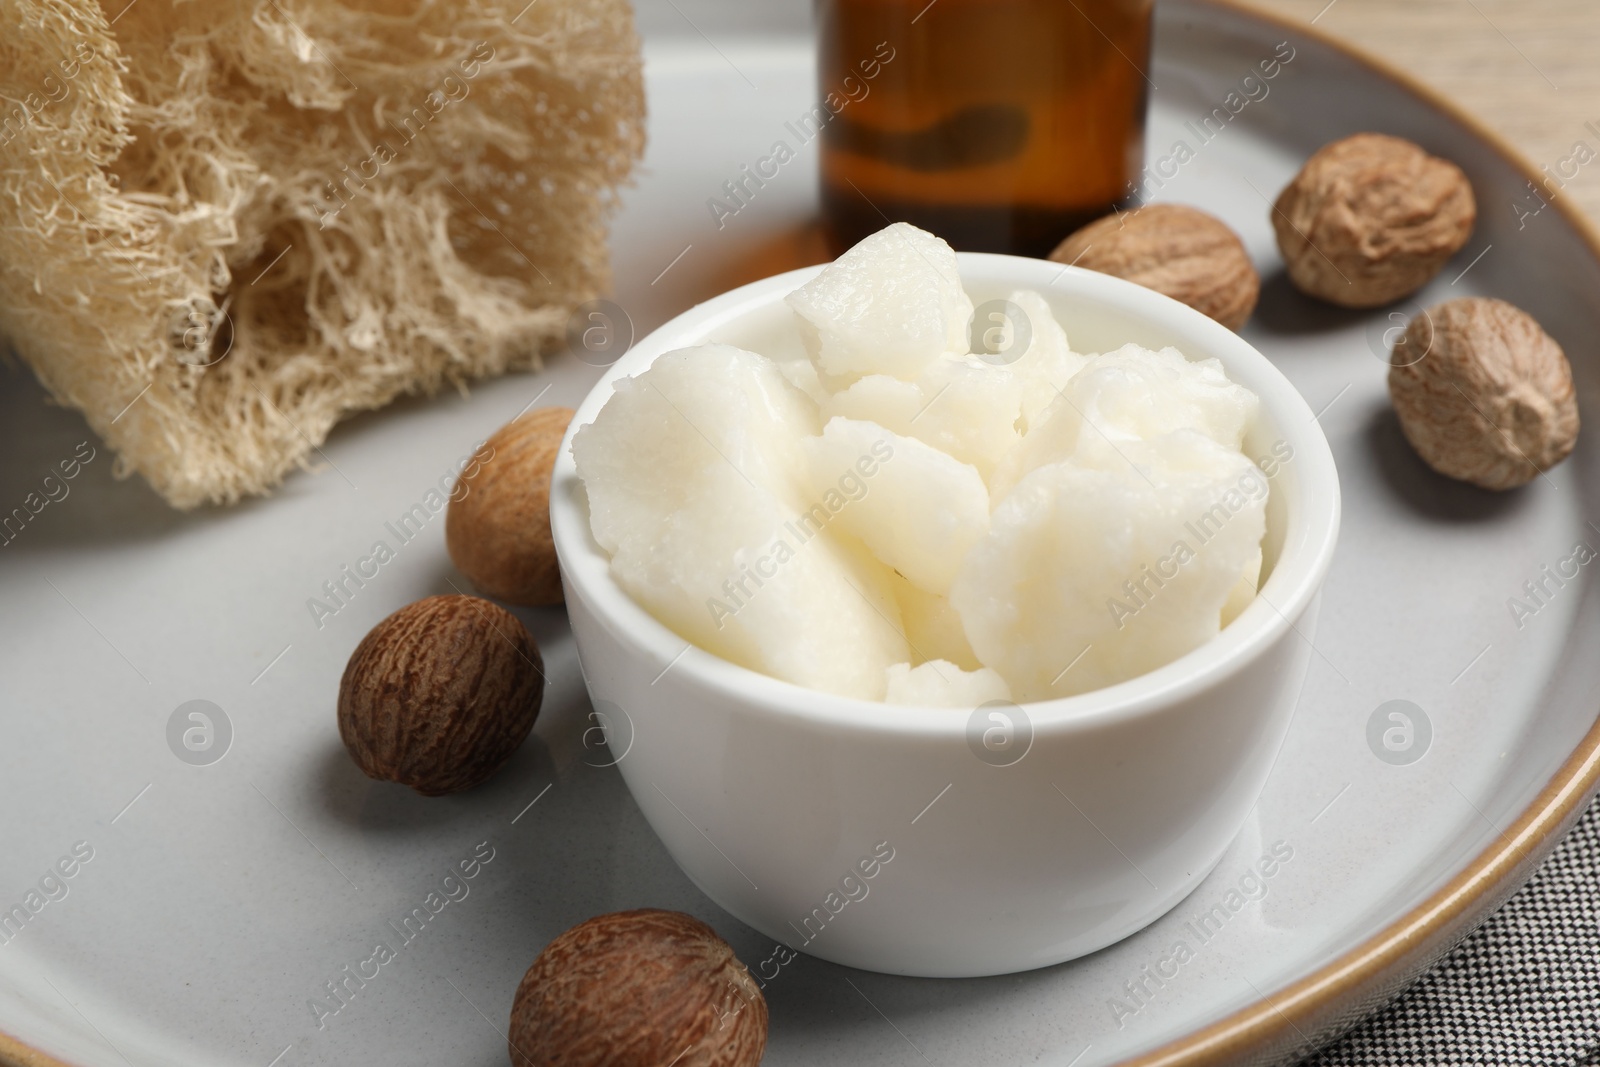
<box><xmin>775</xmin><ymin>357</ymin><xmax>829</xmax><ymax>406</ymax></box>
<box><xmin>885</xmin><ymin>661</ymin><xmax>1012</xmax><ymax>706</ymax></box>
<box><xmin>823</xmin><ymin>290</ymin><xmax>1075</xmax><ymax>480</ymax></box>
<box><xmin>572</xmin><ymin>345</ymin><xmax>908</xmax><ymax>699</ymax></box>
<box><xmin>822</xmin><ymin>354</ymin><xmax>1025</xmax><ymax>482</ymax></box>
<box><xmin>952</xmin><ymin>431</ymin><xmax>1267</xmax><ymax>702</ymax></box>
<box><xmin>1002</xmin><ymin>288</ymin><xmax>1087</xmax><ymax>432</ymax></box>
<box><xmin>802</xmin><ymin>417</ymin><xmax>989</xmax><ymax>596</ymax></box>
<box><xmin>994</xmin><ymin>342</ymin><xmax>1259</xmax><ymax>501</ymax></box>
<box><xmin>892</xmin><ymin>574</ymin><xmax>983</xmax><ymax>671</ymax></box>
<box><xmin>1223</xmin><ymin>546</ymin><xmax>1264</xmax><ymax>627</ymax></box>
<box><xmin>786</xmin><ymin>222</ymin><xmax>974</xmax><ymax>382</ymax></box>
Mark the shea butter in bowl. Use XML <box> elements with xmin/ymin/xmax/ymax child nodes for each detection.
<box><xmin>549</xmin><ymin>226</ymin><xmax>1339</xmax><ymax>978</ymax></box>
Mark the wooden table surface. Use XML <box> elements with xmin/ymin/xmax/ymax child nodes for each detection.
<box><xmin>1245</xmin><ymin>0</ymin><xmax>1600</xmax><ymax>218</ymax></box>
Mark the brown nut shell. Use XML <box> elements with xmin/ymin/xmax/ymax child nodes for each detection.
<box><xmin>446</xmin><ymin>406</ymin><xmax>574</xmax><ymax>607</ymax></box>
<box><xmin>1050</xmin><ymin>203</ymin><xmax>1259</xmax><ymax>330</ymax></box>
<box><xmin>509</xmin><ymin>909</ymin><xmax>767</xmax><ymax>1067</ymax></box>
<box><xmin>1272</xmin><ymin>133</ymin><xmax>1475</xmax><ymax>308</ymax></box>
<box><xmin>1388</xmin><ymin>297</ymin><xmax>1578</xmax><ymax>490</ymax></box>
<box><xmin>337</xmin><ymin>594</ymin><xmax>543</xmax><ymax>795</ymax></box>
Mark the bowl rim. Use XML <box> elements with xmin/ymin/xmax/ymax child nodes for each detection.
<box><xmin>549</xmin><ymin>250</ymin><xmax>1341</xmax><ymax>735</ymax></box>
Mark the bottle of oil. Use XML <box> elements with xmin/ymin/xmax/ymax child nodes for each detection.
<box><xmin>816</xmin><ymin>0</ymin><xmax>1154</xmax><ymax>256</ymax></box>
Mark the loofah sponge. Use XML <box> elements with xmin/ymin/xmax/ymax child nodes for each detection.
<box><xmin>0</xmin><ymin>0</ymin><xmax>644</xmax><ymax>508</ymax></box>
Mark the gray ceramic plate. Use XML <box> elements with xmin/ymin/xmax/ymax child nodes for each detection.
<box><xmin>3</xmin><ymin>2</ymin><xmax>1598</xmax><ymax>1065</ymax></box>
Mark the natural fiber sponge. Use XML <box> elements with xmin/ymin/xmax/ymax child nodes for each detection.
<box><xmin>1389</xmin><ymin>297</ymin><xmax>1578</xmax><ymax>490</ymax></box>
<box><xmin>1272</xmin><ymin>133</ymin><xmax>1475</xmax><ymax>308</ymax></box>
<box><xmin>446</xmin><ymin>406</ymin><xmax>574</xmax><ymax>607</ymax></box>
<box><xmin>0</xmin><ymin>0</ymin><xmax>644</xmax><ymax>508</ymax></box>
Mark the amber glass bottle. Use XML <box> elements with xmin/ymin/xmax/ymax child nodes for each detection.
<box><xmin>816</xmin><ymin>0</ymin><xmax>1154</xmax><ymax>256</ymax></box>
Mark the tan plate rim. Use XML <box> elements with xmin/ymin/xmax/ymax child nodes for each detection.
<box><xmin>4</xmin><ymin>3</ymin><xmax>1599</xmax><ymax>1066</ymax></box>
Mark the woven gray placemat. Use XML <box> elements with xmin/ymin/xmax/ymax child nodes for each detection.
<box><xmin>1300</xmin><ymin>794</ymin><xmax>1600</xmax><ymax>1066</ymax></box>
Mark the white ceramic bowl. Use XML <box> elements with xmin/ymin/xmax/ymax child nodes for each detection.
<box><xmin>549</xmin><ymin>255</ymin><xmax>1340</xmax><ymax>978</ymax></box>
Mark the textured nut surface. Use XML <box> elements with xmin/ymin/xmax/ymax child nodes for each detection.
<box><xmin>447</xmin><ymin>406</ymin><xmax>574</xmax><ymax>606</ymax></box>
<box><xmin>337</xmin><ymin>595</ymin><xmax>543</xmax><ymax>795</ymax></box>
<box><xmin>1389</xmin><ymin>297</ymin><xmax>1578</xmax><ymax>490</ymax></box>
<box><xmin>1273</xmin><ymin>133</ymin><xmax>1475</xmax><ymax>308</ymax></box>
<box><xmin>509</xmin><ymin>909</ymin><xmax>766</xmax><ymax>1067</ymax></box>
<box><xmin>1049</xmin><ymin>203</ymin><xmax>1259</xmax><ymax>330</ymax></box>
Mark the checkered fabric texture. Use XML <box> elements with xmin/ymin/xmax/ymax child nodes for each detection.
<box><xmin>1300</xmin><ymin>795</ymin><xmax>1600</xmax><ymax>1066</ymax></box>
